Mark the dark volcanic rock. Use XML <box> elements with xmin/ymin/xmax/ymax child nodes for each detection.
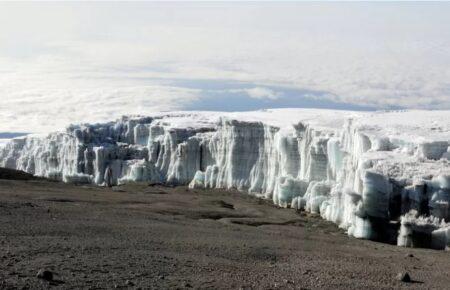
<box><xmin>396</xmin><ymin>272</ymin><xmax>411</xmax><ymax>282</ymax></box>
<box><xmin>125</xmin><ymin>279</ymin><xmax>134</xmax><ymax>286</ymax></box>
<box><xmin>36</xmin><ymin>269</ymin><xmax>53</xmax><ymax>281</ymax></box>
<box><xmin>0</xmin><ymin>167</ymin><xmax>38</xmax><ymax>180</ymax></box>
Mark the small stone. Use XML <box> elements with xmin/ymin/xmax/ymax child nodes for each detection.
<box><xmin>36</xmin><ymin>269</ymin><xmax>53</xmax><ymax>281</ymax></box>
<box><xmin>112</xmin><ymin>186</ymin><xmax>125</xmax><ymax>192</ymax></box>
<box><xmin>405</xmin><ymin>253</ymin><xmax>414</xmax><ymax>258</ymax></box>
<box><xmin>125</xmin><ymin>280</ymin><xmax>134</xmax><ymax>286</ymax></box>
<box><xmin>158</xmin><ymin>275</ymin><xmax>165</xmax><ymax>280</ymax></box>
<box><xmin>396</xmin><ymin>272</ymin><xmax>411</xmax><ymax>283</ymax></box>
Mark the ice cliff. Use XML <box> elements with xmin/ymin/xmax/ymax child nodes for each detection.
<box><xmin>1</xmin><ymin>109</ymin><xmax>449</xmax><ymax>249</ymax></box>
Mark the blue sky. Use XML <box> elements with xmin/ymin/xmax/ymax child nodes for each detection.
<box><xmin>0</xmin><ymin>2</ymin><xmax>449</xmax><ymax>133</ymax></box>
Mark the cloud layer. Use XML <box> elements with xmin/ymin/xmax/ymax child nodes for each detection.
<box><xmin>0</xmin><ymin>2</ymin><xmax>449</xmax><ymax>133</ymax></box>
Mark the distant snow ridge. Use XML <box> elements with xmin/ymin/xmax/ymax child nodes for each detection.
<box><xmin>1</xmin><ymin>109</ymin><xmax>449</xmax><ymax>249</ymax></box>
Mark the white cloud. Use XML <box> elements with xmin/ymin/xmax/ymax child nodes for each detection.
<box><xmin>0</xmin><ymin>2</ymin><xmax>449</xmax><ymax>133</ymax></box>
<box><xmin>229</xmin><ymin>87</ymin><xmax>280</xmax><ymax>100</ymax></box>
<box><xmin>244</xmin><ymin>87</ymin><xmax>280</xmax><ymax>100</ymax></box>
<box><xmin>0</xmin><ymin>65</ymin><xmax>201</xmax><ymax>133</ymax></box>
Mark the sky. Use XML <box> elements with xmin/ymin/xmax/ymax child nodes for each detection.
<box><xmin>0</xmin><ymin>2</ymin><xmax>449</xmax><ymax>134</ymax></box>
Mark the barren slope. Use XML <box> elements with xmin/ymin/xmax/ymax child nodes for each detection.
<box><xmin>0</xmin><ymin>177</ymin><xmax>449</xmax><ymax>289</ymax></box>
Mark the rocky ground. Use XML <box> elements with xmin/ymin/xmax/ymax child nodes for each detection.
<box><xmin>0</xmin><ymin>169</ymin><xmax>449</xmax><ymax>289</ymax></box>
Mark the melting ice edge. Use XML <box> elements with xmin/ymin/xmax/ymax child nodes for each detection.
<box><xmin>1</xmin><ymin>109</ymin><xmax>449</xmax><ymax>249</ymax></box>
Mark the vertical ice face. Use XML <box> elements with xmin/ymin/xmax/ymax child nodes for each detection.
<box><xmin>418</xmin><ymin>141</ymin><xmax>449</xmax><ymax>160</ymax></box>
<box><xmin>1</xmin><ymin>110</ymin><xmax>449</xmax><ymax>249</ymax></box>
<box><xmin>361</xmin><ymin>170</ymin><xmax>391</xmax><ymax>219</ymax></box>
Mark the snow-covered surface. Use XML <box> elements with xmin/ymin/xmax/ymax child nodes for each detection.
<box><xmin>1</xmin><ymin>109</ymin><xmax>449</xmax><ymax>249</ymax></box>
<box><xmin>130</xmin><ymin>109</ymin><xmax>450</xmax><ymax>143</ymax></box>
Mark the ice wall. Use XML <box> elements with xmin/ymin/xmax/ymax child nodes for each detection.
<box><xmin>1</xmin><ymin>110</ymin><xmax>449</xmax><ymax>249</ymax></box>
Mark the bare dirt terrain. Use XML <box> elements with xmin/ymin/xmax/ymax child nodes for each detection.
<box><xmin>0</xmin><ymin>169</ymin><xmax>449</xmax><ymax>289</ymax></box>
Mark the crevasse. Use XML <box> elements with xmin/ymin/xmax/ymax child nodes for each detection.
<box><xmin>1</xmin><ymin>110</ymin><xmax>449</xmax><ymax>249</ymax></box>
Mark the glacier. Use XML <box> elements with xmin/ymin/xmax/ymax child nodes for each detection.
<box><xmin>1</xmin><ymin>109</ymin><xmax>449</xmax><ymax>249</ymax></box>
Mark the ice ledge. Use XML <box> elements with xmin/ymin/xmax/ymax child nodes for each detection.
<box><xmin>1</xmin><ymin>109</ymin><xmax>449</xmax><ymax>249</ymax></box>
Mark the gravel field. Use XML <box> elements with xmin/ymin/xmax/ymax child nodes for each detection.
<box><xmin>0</xmin><ymin>169</ymin><xmax>449</xmax><ymax>289</ymax></box>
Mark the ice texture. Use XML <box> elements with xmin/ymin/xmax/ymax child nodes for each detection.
<box><xmin>1</xmin><ymin>109</ymin><xmax>449</xmax><ymax>249</ymax></box>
